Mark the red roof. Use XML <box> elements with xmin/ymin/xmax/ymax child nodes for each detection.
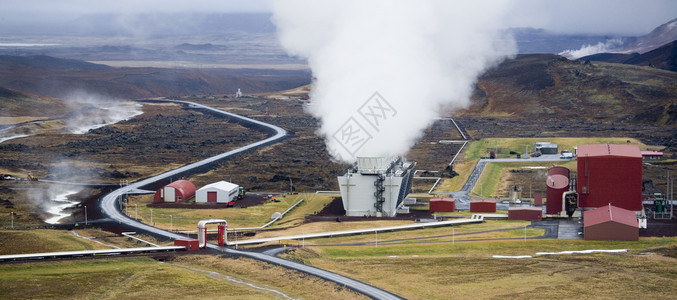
<box><xmin>578</xmin><ymin>144</ymin><xmax>641</xmax><ymax>158</ymax></box>
<box><xmin>430</xmin><ymin>198</ymin><xmax>455</xmax><ymax>203</ymax></box>
<box><xmin>584</xmin><ymin>205</ymin><xmax>638</xmax><ymax>228</ymax></box>
<box><xmin>166</xmin><ymin>180</ymin><xmax>196</xmax><ymax>198</ymax></box>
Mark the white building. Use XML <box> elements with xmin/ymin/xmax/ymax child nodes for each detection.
<box><xmin>337</xmin><ymin>157</ymin><xmax>416</xmax><ymax>217</ymax></box>
<box><xmin>196</xmin><ymin>181</ymin><xmax>240</xmax><ymax>203</ymax></box>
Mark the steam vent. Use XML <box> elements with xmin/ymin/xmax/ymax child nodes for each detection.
<box><xmin>338</xmin><ymin>156</ymin><xmax>416</xmax><ymax>217</ymax></box>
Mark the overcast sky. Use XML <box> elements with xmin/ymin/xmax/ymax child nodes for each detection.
<box><xmin>1</xmin><ymin>0</ymin><xmax>675</xmax><ymax>35</ymax></box>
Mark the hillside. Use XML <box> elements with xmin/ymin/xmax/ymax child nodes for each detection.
<box><xmin>581</xmin><ymin>40</ymin><xmax>677</xmax><ymax>72</ymax></box>
<box><xmin>461</xmin><ymin>54</ymin><xmax>677</xmax><ymax>124</ymax></box>
<box><xmin>0</xmin><ymin>86</ymin><xmax>67</xmax><ymax>118</ymax></box>
<box><xmin>0</xmin><ymin>55</ymin><xmax>310</xmax><ymax>99</ymax></box>
<box><xmin>453</xmin><ymin>54</ymin><xmax>677</xmax><ymax>150</ymax></box>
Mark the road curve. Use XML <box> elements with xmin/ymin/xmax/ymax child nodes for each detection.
<box><xmin>99</xmin><ymin>100</ymin><xmax>403</xmax><ymax>300</ymax></box>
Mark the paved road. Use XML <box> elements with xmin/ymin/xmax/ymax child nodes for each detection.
<box><xmin>99</xmin><ymin>100</ymin><xmax>403</xmax><ymax>300</ymax></box>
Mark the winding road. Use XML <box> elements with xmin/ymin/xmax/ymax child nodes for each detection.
<box><xmin>99</xmin><ymin>100</ymin><xmax>403</xmax><ymax>300</ymax></box>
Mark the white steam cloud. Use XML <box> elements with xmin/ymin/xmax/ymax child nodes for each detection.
<box><xmin>272</xmin><ymin>0</ymin><xmax>516</xmax><ymax>162</ymax></box>
<box><xmin>64</xmin><ymin>90</ymin><xmax>143</xmax><ymax>134</ymax></box>
<box><xmin>559</xmin><ymin>38</ymin><xmax>625</xmax><ymax>59</ymax></box>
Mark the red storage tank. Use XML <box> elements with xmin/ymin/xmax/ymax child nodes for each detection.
<box><xmin>577</xmin><ymin>144</ymin><xmax>642</xmax><ymax>211</ymax></box>
<box><xmin>470</xmin><ymin>200</ymin><xmax>496</xmax><ymax>213</ymax></box>
<box><xmin>430</xmin><ymin>198</ymin><xmax>455</xmax><ymax>212</ymax></box>
<box><xmin>584</xmin><ymin>205</ymin><xmax>638</xmax><ymax>241</ymax></box>
<box><xmin>546</xmin><ymin>173</ymin><xmax>570</xmax><ymax>215</ymax></box>
<box><xmin>174</xmin><ymin>238</ymin><xmax>200</xmax><ymax>251</ymax></box>
<box><xmin>153</xmin><ymin>180</ymin><xmax>196</xmax><ymax>203</ymax></box>
<box><xmin>508</xmin><ymin>207</ymin><xmax>543</xmax><ymax>221</ymax></box>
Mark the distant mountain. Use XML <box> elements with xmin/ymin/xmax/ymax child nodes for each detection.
<box><xmin>0</xmin><ymin>13</ymin><xmax>276</xmax><ymax>37</ymax></box>
<box><xmin>619</xmin><ymin>18</ymin><xmax>677</xmax><ymax>54</ymax></box>
<box><xmin>561</xmin><ymin>18</ymin><xmax>677</xmax><ymax>60</ymax></box>
<box><xmin>580</xmin><ymin>40</ymin><xmax>677</xmax><ymax>72</ymax></box>
<box><xmin>458</xmin><ymin>54</ymin><xmax>677</xmax><ymax>126</ymax></box>
<box><xmin>509</xmin><ymin>28</ymin><xmax>627</xmax><ymax>54</ymax></box>
<box><xmin>0</xmin><ymin>55</ymin><xmax>110</xmax><ymax>71</ymax></box>
<box><xmin>0</xmin><ymin>55</ymin><xmax>310</xmax><ymax>99</ymax></box>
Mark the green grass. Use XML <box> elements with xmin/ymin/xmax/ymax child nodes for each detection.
<box><xmin>126</xmin><ymin>193</ymin><xmax>335</xmax><ymax>231</ymax></box>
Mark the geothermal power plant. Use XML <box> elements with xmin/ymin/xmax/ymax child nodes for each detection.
<box><xmin>338</xmin><ymin>156</ymin><xmax>416</xmax><ymax>217</ymax></box>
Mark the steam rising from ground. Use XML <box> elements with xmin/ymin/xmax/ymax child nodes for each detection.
<box><xmin>559</xmin><ymin>38</ymin><xmax>625</xmax><ymax>59</ymax></box>
<box><xmin>65</xmin><ymin>90</ymin><xmax>143</xmax><ymax>134</ymax></box>
<box><xmin>273</xmin><ymin>0</ymin><xmax>516</xmax><ymax>162</ymax></box>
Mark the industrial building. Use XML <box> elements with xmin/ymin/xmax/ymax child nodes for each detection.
<box><xmin>584</xmin><ymin>204</ymin><xmax>639</xmax><ymax>241</ymax></box>
<box><xmin>153</xmin><ymin>180</ymin><xmax>196</xmax><ymax>203</ymax></box>
<box><xmin>337</xmin><ymin>156</ymin><xmax>415</xmax><ymax>217</ymax></box>
<box><xmin>577</xmin><ymin>144</ymin><xmax>642</xmax><ymax>211</ymax></box>
<box><xmin>508</xmin><ymin>207</ymin><xmax>542</xmax><ymax>221</ymax></box>
<box><xmin>195</xmin><ymin>181</ymin><xmax>240</xmax><ymax>203</ymax></box>
<box><xmin>535</xmin><ymin>142</ymin><xmax>558</xmax><ymax>154</ymax></box>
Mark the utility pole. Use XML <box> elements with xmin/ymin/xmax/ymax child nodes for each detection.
<box><xmin>10</xmin><ymin>212</ymin><xmax>13</xmax><ymax>228</ymax></box>
<box><xmin>84</xmin><ymin>206</ymin><xmax>87</xmax><ymax>225</ymax></box>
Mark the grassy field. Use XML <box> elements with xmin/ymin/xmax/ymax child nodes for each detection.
<box><xmin>281</xmin><ymin>237</ymin><xmax>677</xmax><ymax>299</ymax></box>
<box><xmin>0</xmin><ymin>255</ymin><xmax>366</xmax><ymax>299</ymax></box>
<box><xmin>125</xmin><ymin>193</ymin><xmax>335</xmax><ymax>231</ymax></box>
<box><xmin>3</xmin><ymin>220</ymin><xmax>677</xmax><ymax>299</ymax></box>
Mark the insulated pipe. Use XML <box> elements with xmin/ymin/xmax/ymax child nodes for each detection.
<box><xmin>197</xmin><ymin>219</ymin><xmax>227</xmax><ymax>248</ymax></box>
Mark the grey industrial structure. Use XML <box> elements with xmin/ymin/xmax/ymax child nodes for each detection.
<box><xmin>338</xmin><ymin>157</ymin><xmax>416</xmax><ymax>217</ymax></box>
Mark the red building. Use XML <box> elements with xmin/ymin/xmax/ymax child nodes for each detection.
<box><xmin>584</xmin><ymin>205</ymin><xmax>638</xmax><ymax>241</ymax></box>
<box><xmin>508</xmin><ymin>207</ymin><xmax>542</xmax><ymax>221</ymax></box>
<box><xmin>153</xmin><ymin>180</ymin><xmax>196</xmax><ymax>203</ymax></box>
<box><xmin>470</xmin><ymin>200</ymin><xmax>496</xmax><ymax>213</ymax></box>
<box><xmin>577</xmin><ymin>144</ymin><xmax>642</xmax><ymax>211</ymax></box>
<box><xmin>429</xmin><ymin>198</ymin><xmax>455</xmax><ymax>212</ymax></box>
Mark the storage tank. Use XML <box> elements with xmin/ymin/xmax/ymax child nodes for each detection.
<box><xmin>546</xmin><ymin>166</ymin><xmax>570</xmax><ymax>215</ymax></box>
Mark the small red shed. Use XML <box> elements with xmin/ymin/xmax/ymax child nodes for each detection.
<box><xmin>508</xmin><ymin>207</ymin><xmax>543</xmax><ymax>221</ymax></box>
<box><xmin>534</xmin><ymin>194</ymin><xmax>543</xmax><ymax>206</ymax></box>
<box><xmin>174</xmin><ymin>238</ymin><xmax>200</xmax><ymax>251</ymax></box>
<box><xmin>429</xmin><ymin>198</ymin><xmax>455</xmax><ymax>212</ymax></box>
<box><xmin>584</xmin><ymin>205</ymin><xmax>638</xmax><ymax>241</ymax></box>
<box><xmin>153</xmin><ymin>180</ymin><xmax>196</xmax><ymax>203</ymax></box>
<box><xmin>470</xmin><ymin>200</ymin><xmax>496</xmax><ymax>213</ymax></box>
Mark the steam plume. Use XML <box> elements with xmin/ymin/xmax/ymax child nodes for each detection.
<box><xmin>559</xmin><ymin>38</ymin><xmax>625</xmax><ymax>59</ymax></box>
<box><xmin>273</xmin><ymin>0</ymin><xmax>516</xmax><ymax>162</ymax></box>
<box><xmin>64</xmin><ymin>90</ymin><xmax>143</xmax><ymax>134</ymax></box>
